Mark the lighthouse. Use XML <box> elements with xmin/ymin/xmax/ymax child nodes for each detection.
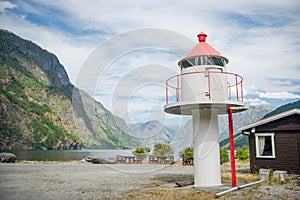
<box><xmin>164</xmin><ymin>32</ymin><xmax>246</xmax><ymax>187</ymax></box>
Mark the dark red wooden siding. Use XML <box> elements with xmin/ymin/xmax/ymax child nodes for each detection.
<box><xmin>248</xmin><ymin>114</ymin><xmax>300</xmax><ymax>174</ymax></box>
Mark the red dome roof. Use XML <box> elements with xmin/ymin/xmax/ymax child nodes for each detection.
<box><xmin>179</xmin><ymin>32</ymin><xmax>229</xmax><ymax>64</ymax></box>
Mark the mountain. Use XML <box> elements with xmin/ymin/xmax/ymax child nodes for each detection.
<box><xmin>218</xmin><ymin>104</ymin><xmax>276</xmax><ymax>142</ymax></box>
<box><xmin>169</xmin><ymin>119</ymin><xmax>193</xmax><ymax>156</ymax></box>
<box><xmin>0</xmin><ymin>29</ymin><xmax>137</xmax><ymax>150</ymax></box>
<box><xmin>220</xmin><ymin>132</ymin><xmax>248</xmax><ymax>149</ymax></box>
<box><xmin>127</xmin><ymin>120</ymin><xmax>178</xmax><ymax>147</ymax></box>
<box><xmin>220</xmin><ymin>100</ymin><xmax>300</xmax><ymax>149</ymax></box>
<box><xmin>128</xmin><ymin>105</ymin><xmax>276</xmax><ymax>155</ymax></box>
<box><xmin>262</xmin><ymin>100</ymin><xmax>300</xmax><ymax>119</ymax></box>
<box><xmin>169</xmin><ymin>104</ymin><xmax>276</xmax><ymax>153</ymax></box>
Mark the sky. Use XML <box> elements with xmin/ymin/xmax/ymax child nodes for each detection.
<box><xmin>1</xmin><ymin>0</ymin><xmax>300</xmax><ymax>124</ymax></box>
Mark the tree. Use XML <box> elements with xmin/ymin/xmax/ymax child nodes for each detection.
<box><xmin>179</xmin><ymin>147</ymin><xmax>229</xmax><ymax>164</ymax></box>
<box><xmin>235</xmin><ymin>145</ymin><xmax>249</xmax><ymax>161</ymax></box>
<box><xmin>153</xmin><ymin>143</ymin><xmax>174</xmax><ymax>157</ymax></box>
<box><xmin>179</xmin><ymin>147</ymin><xmax>193</xmax><ymax>160</ymax></box>
<box><xmin>132</xmin><ymin>147</ymin><xmax>150</xmax><ymax>160</ymax></box>
<box><xmin>220</xmin><ymin>147</ymin><xmax>229</xmax><ymax>164</ymax></box>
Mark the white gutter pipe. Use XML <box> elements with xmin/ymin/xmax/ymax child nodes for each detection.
<box><xmin>215</xmin><ymin>180</ymin><xmax>264</xmax><ymax>198</ymax></box>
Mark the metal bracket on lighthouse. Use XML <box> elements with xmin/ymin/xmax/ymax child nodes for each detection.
<box><xmin>228</xmin><ymin>106</ymin><xmax>237</xmax><ymax>187</ymax></box>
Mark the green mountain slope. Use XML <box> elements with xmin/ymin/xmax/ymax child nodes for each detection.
<box><xmin>0</xmin><ymin>29</ymin><xmax>137</xmax><ymax>150</ymax></box>
<box><xmin>263</xmin><ymin>100</ymin><xmax>300</xmax><ymax>119</ymax></box>
<box><xmin>220</xmin><ymin>132</ymin><xmax>248</xmax><ymax>149</ymax></box>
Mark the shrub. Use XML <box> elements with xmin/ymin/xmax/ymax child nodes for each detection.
<box><xmin>220</xmin><ymin>147</ymin><xmax>229</xmax><ymax>164</ymax></box>
<box><xmin>153</xmin><ymin>142</ymin><xmax>174</xmax><ymax>157</ymax></box>
<box><xmin>179</xmin><ymin>147</ymin><xmax>230</xmax><ymax>164</ymax></box>
<box><xmin>132</xmin><ymin>147</ymin><xmax>150</xmax><ymax>160</ymax></box>
<box><xmin>235</xmin><ymin>145</ymin><xmax>249</xmax><ymax>161</ymax></box>
<box><xmin>179</xmin><ymin>147</ymin><xmax>193</xmax><ymax>160</ymax></box>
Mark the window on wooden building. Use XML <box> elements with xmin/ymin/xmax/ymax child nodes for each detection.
<box><xmin>255</xmin><ymin>133</ymin><xmax>275</xmax><ymax>158</ymax></box>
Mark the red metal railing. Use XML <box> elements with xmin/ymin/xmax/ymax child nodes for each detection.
<box><xmin>165</xmin><ymin>71</ymin><xmax>244</xmax><ymax>105</ymax></box>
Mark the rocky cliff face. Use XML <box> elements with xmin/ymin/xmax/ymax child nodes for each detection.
<box><xmin>0</xmin><ymin>29</ymin><xmax>137</xmax><ymax>150</ymax></box>
<box><xmin>0</xmin><ymin>30</ymin><xmax>69</xmax><ymax>88</ymax></box>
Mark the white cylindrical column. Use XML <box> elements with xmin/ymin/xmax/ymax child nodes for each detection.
<box><xmin>192</xmin><ymin>108</ymin><xmax>221</xmax><ymax>187</ymax></box>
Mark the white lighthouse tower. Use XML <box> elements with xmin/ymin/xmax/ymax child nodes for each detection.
<box><xmin>164</xmin><ymin>32</ymin><xmax>246</xmax><ymax>187</ymax></box>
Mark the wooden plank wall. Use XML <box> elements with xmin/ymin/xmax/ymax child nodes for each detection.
<box><xmin>250</xmin><ymin>132</ymin><xmax>300</xmax><ymax>174</ymax></box>
<box><xmin>249</xmin><ymin>114</ymin><xmax>300</xmax><ymax>174</ymax></box>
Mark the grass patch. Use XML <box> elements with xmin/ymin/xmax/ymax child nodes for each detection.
<box><xmin>223</xmin><ymin>160</ymin><xmax>250</xmax><ymax>168</ymax></box>
<box><xmin>121</xmin><ymin>188</ymin><xmax>215</xmax><ymax>200</ymax></box>
<box><xmin>222</xmin><ymin>172</ymin><xmax>258</xmax><ymax>184</ymax></box>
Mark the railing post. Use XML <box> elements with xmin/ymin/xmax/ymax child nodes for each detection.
<box><xmin>235</xmin><ymin>74</ymin><xmax>239</xmax><ymax>101</ymax></box>
<box><xmin>166</xmin><ymin>82</ymin><xmax>168</xmax><ymax>105</ymax></box>
<box><xmin>241</xmin><ymin>80</ymin><xmax>244</xmax><ymax>102</ymax></box>
<box><xmin>207</xmin><ymin>71</ymin><xmax>211</xmax><ymax>99</ymax></box>
<box><xmin>176</xmin><ymin>74</ymin><xmax>179</xmax><ymax>102</ymax></box>
<box><xmin>228</xmin><ymin>82</ymin><xmax>231</xmax><ymax>100</ymax></box>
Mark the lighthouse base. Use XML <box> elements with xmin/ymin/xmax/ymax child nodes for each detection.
<box><xmin>192</xmin><ymin>108</ymin><xmax>221</xmax><ymax>187</ymax></box>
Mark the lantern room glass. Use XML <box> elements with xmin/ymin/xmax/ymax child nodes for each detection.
<box><xmin>180</xmin><ymin>56</ymin><xmax>226</xmax><ymax>70</ymax></box>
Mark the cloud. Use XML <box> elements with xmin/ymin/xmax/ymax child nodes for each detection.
<box><xmin>258</xmin><ymin>91</ymin><xmax>300</xmax><ymax>99</ymax></box>
<box><xmin>1</xmin><ymin>0</ymin><xmax>300</xmax><ymax>122</ymax></box>
<box><xmin>93</xmin><ymin>58</ymin><xmax>181</xmax><ymax>123</ymax></box>
<box><xmin>0</xmin><ymin>10</ymin><xmax>96</xmax><ymax>83</ymax></box>
<box><xmin>245</xmin><ymin>98</ymin><xmax>270</xmax><ymax>106</ymax></box>
<box><xmin>0</xmin><ymin>1</ymin><xmax>16</xmax><ymax>13</ymax></box>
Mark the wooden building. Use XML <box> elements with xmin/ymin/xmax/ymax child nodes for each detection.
<box><xmin>238</xmin><ymin>108</ymin><xmax>300</xmax><ymax>174</ymax></box>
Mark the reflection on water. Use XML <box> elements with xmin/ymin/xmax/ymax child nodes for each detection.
<box><xmin>0</xmin><ymin>150</ymin><xmax>133</xmax><ymax>161</ymax></box>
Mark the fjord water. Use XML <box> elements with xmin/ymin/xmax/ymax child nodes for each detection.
<box><xmin>0</xmin><ymin>150</ymin><xmax>133</xmax><ymax>161</ymax></box>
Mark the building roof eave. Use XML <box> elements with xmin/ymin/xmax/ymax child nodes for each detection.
<box><xmin>238</xmin><ymin>108</ymin><xmax>300</xmax><ymax>132</ymax></box>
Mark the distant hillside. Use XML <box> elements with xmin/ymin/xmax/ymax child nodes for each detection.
<box><xmin>127</xmin><ymin>120</ymin><xmax>177</xmax><ymax>148</ymax></box>
<box><xmin>0</xmin><ymin>29</ymin><xmax>137</xmax><ymax>150</ymax></box>
<box><xmin>218</xmin><ymin>104</ymin><xmax>275</xmax><ymax>141</ymax></box>
<box><xmin>220</xmin><ymin>100</ymin><xmax>300</xmax><ymax>149</ymax></box>
<box><xmin>129</xmin><ymin>105</ymin><xmax>277</xmax><ymax>154</ymax></box>
<box><xmin>170</xmin><ymin>104</ymin><xmax>275</xmax><ymax>153</ymax></box>
<box><xmin>220</xmin><ymin>132</ymin><xmax>247</xmax><ymax>149</ymax></box>
<box><xmin>263</xmin><ymin>100</ymin><xmax>300</xmax><ymax>119</ymax></box>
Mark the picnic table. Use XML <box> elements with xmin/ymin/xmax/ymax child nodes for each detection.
<box><xmin>115</xmin><ymin>155</ymin><xmax>142</xmax><ymax>164</ymax></box>
<box><xmin>182</xmin><ymin>156</ymin><xmax>193</xmax><ymax>166</ymax></box>
<box><xmin>124</xmin><ymin>156</ymin><xmax>135</xmax><ymax>164</ymax></box>
<box><xmin>149</xmin><ymin>155</ymin><xmax>175</xmax><ymax>165</ymax></box>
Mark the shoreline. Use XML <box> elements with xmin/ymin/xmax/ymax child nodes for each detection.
<box><xmin>15</xmin><ymin>160</ymin><xmax>85</xmax><ymax>164</ymax></box>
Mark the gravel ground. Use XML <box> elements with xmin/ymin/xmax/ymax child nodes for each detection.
<box><xmin>0</xmin><ymin>163</ymin><xmax>299</xmax><ymax>199</ymax></box>
<box><xmin>0</xmin><ymin>163</ymin><xmax>193</xmax><ymax>200</ymax></box>
<box><xmin>221</xmin><ymin>177</ymin><xmax>300</xmax><ymax>200</ymax></box>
